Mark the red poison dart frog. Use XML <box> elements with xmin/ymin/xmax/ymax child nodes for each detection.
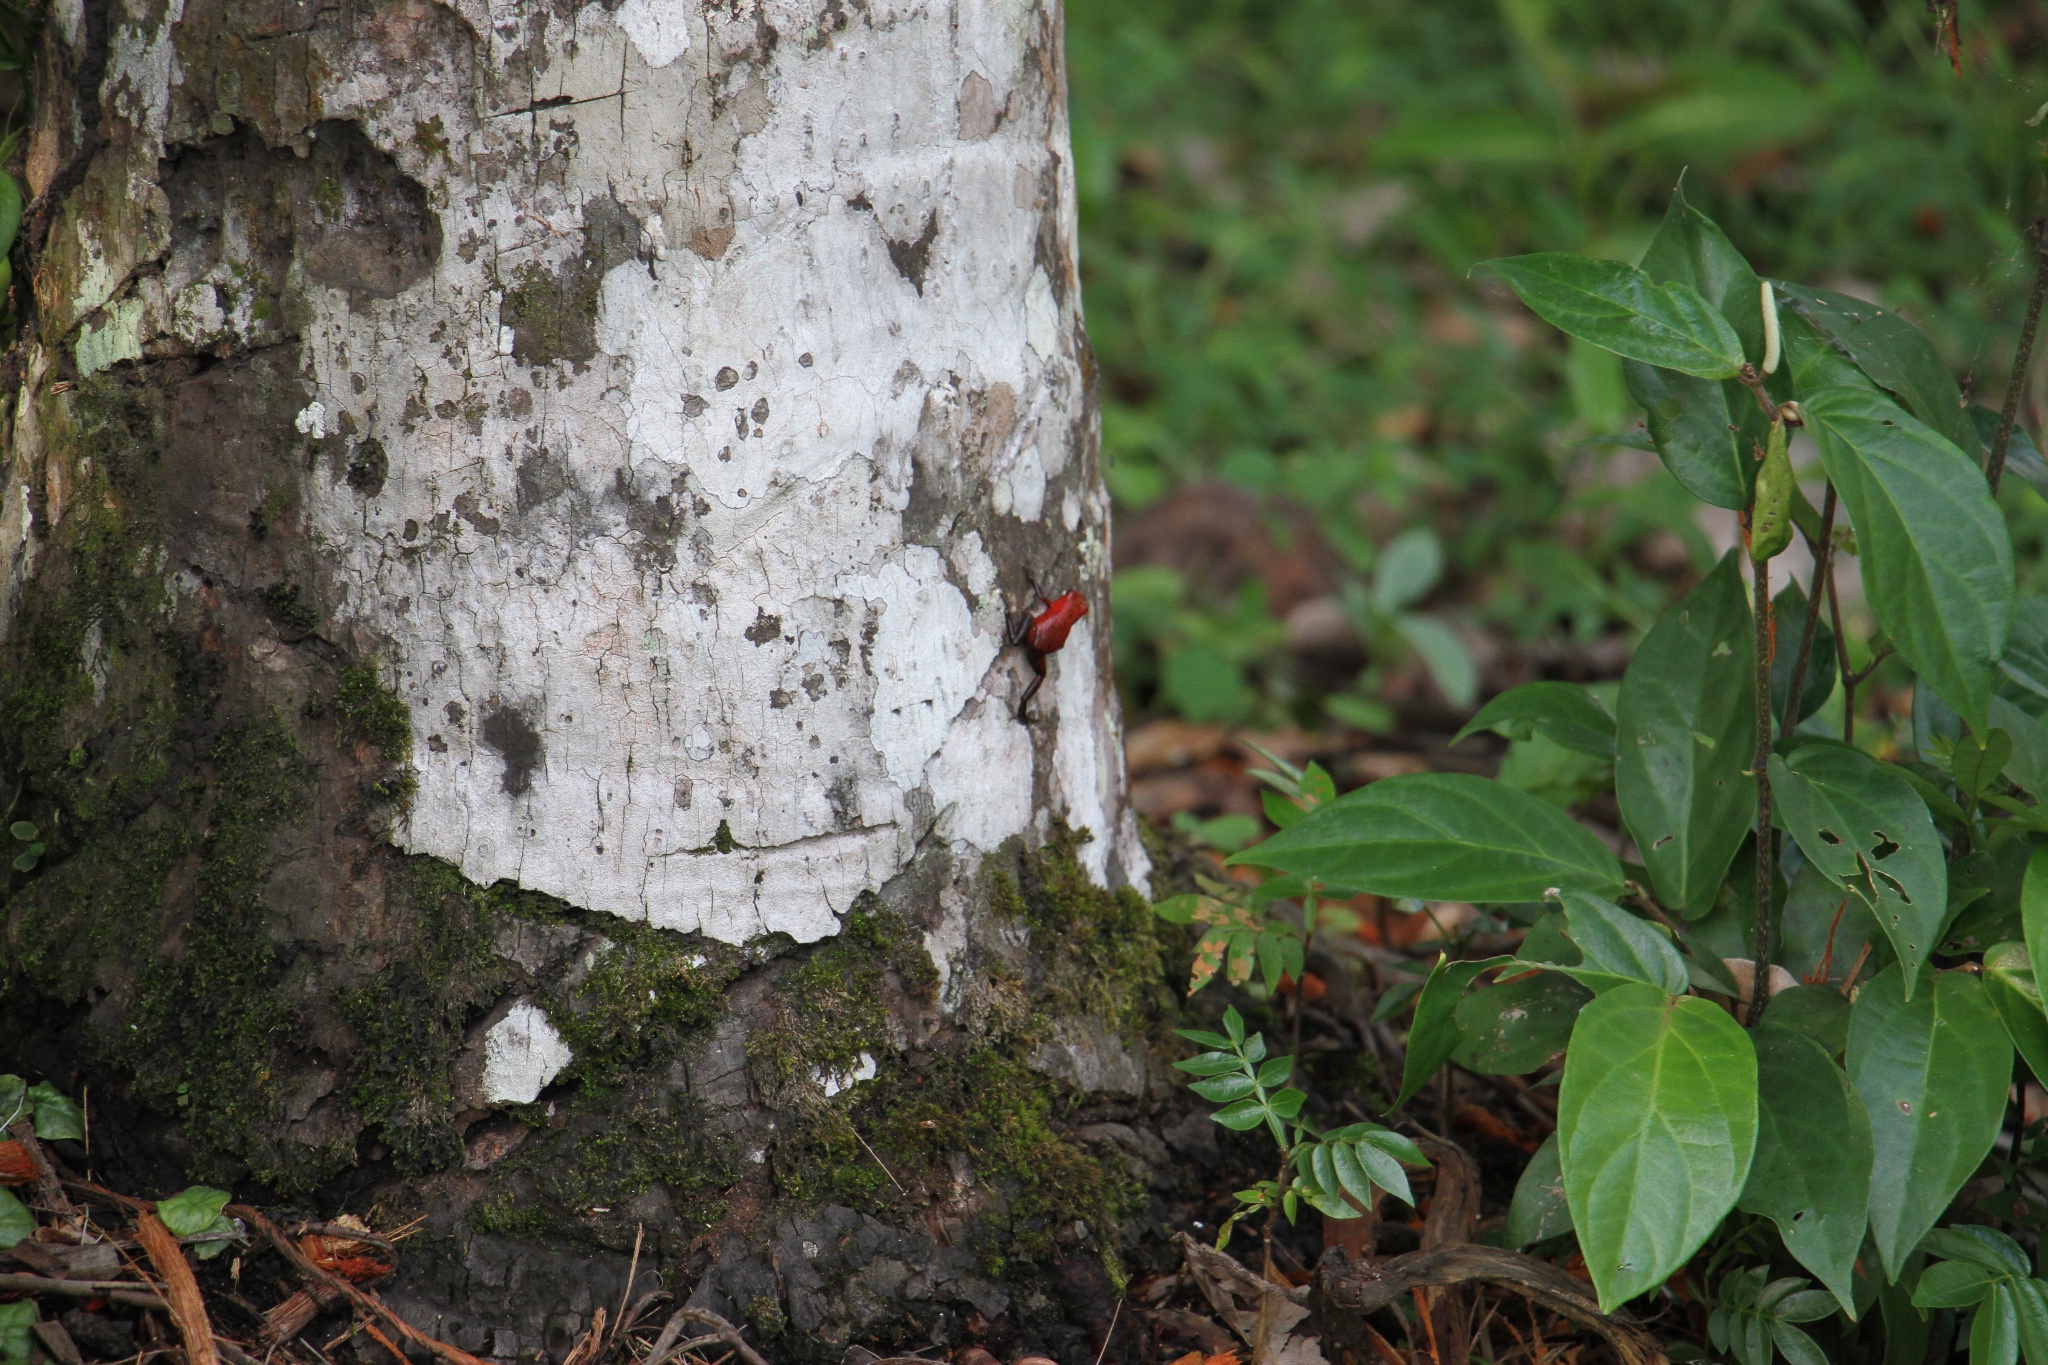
<box><xmin>1008</xmin><ymin>589</ymin><xmax>1088</xmax><ymax>721</ymax></box>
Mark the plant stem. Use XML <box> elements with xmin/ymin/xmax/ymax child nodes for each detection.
<box><xmin>1827</xmin><ymin>560</ymin><xmax>1855</xmax><ymax>744</ymax></box>
<box><xmin>1780</xmin><ymin>484</ymin><xmax>1837</xmax><ymax>735</ymax></box>
<box><xmin>1747</xmin><ymin>554</ymin><xmax>1777</xmax><ymax>1027</ymax></box>
<box><xmin>1988</xmin><ymin>220</ymin><xmax>2048</xmax><ymax>497</ymax></box>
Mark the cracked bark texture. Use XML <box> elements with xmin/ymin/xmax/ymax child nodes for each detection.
<box><xmin>0</xmin><ymin>1</ymin><xmax>1185</xmax><ymax>1361</ymax></box>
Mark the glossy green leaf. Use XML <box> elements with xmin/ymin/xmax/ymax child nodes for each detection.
<box><xmin>1551</xmin><ymin>889</ymin><xmax>1689</xmax><ymax>995</ymax></box>
<box><xmin>1770</xmin><ymin>580</ymin><xmax>1838</xmax><ymax>729</ymax></box>
<box><xmin>1982</xmin><ymin>942</ymin><xmax>2048</xmax><ymax>1084</ymax></box>
<box><xmin>1230</xmin><ymin>772</ymin><xmax>1624</xmax><ymax>901</ymax></box>
<box><xmin>1559</xmin><ymin>983</ymin><xmax>1758</xmax><ymax>1310</ymax></box>
<box><xmin>1976</xmin><ymin>1282</ymin><xmax>2022</xmax><ymax>1365</ymax></box>
<box><xmin>1394</xmin><ymin>954</ymin><xmax>1510</xmax><ymax>1109</ymax></box>
<box><xmin>1848</xmin><ymin>965</ymin><xmax>2012</xmax><ymax>1279</ymax></box>
<box><xmin>1914</xmin><ymin>1261</ymin><xmax>1997</xmax><ymax>1309</ymax></box>
<box><xmin>2024</xmin><ymin>844</ymin><xmax>2048</xmax><ymax>1001</ymax></box>
<box><xmin>1622</xmin><ymin>360</ymin><xmax>1752</xmax><ymax>508</ymax></box>
<box><xmin>1803</xmin><ymin>386</ymin><xmax>2012</xmax><ymax>733</ymax></box>
<box><xmin>1760</xmin><ymin>985</ymin><xmax>1852</xmax><ymax>1057</ymax></box>
<box><xmin>1615</xmin><ymin>551</ymin><xmax>1757</xmax><ymax>913</ymax></box>
<box><xmin>1777</xmin><ymin>283</ymin><xmax>1980</xmax><ymax>457</ymax></box>
<box><xmin>25</xmin><ymin>1084</ymin><xmax>83</xmax><ymax>1144</ymax></box>
<box><xmin>2001</xmin><ymin>597</ymin><xmax>2048</xmax><ymax>708</ymax></box>
<box><xmin>1452</xmin><ymin>681</ymin><xmax>1617</xmax><ymax>759</ymax></box>
<box><xmin>1990</xmin><ymin>696</ymin><xmax>2048</xmax><ymax>802</ymax></box>
<box><xmin>0</xmin><ymin>1188</ymin><xmax>30</xmax><ymax>1248</ymax></box>
<box><xmin>1639</xmin><ymin>183</ymin><xmax>1764</xmax><ymax>354</ymax></box>
<box><xmin>1451</xmin><ymin>970</ymin><xmax>1591</xmax><ymax>1074</ymax></box>
<box><xmin>157</xmin><ymin>1185</ymin><xmax>233</xmax><ymax>1238</ymax></box>
<box><xmin>1478</xmin><ymin>253</ymin><xmax>1745</xmax><ymax>379</ymax></box>
<box><xmin>1505</xmin><ymin>1132</ymin><xmax>1573</xmax><ymax>1246</ymax></box>
<box><xmin>1737</xmin><ymin>1026</ymin><xmax>1872</xmax><ymax>1314</ymax></box>
<box><xmin>1770</xmin><ymin>744</ymin><xmax>1946</xmax><ymax>995</ymax></box>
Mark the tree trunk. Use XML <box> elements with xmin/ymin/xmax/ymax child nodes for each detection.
<box><xmin>0</xmin><ymin>1</ymin><xmax>1170</xmax><ymax>1359</ymax></box>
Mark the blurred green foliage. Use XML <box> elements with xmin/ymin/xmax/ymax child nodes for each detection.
<box><xmin>1072</xmin><ymin>0</ymin><xmax>2048</xmax><ymax>728</ymax></box>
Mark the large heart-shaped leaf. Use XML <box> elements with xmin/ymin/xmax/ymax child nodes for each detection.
<box><xmin>1848</xmin><ymin>965</ymin><xmax>2012</xmax><ymax>1279</ymax></box>
<box><xmin>1737</xmin><ymin>1026</ymin><xmax>1872</xmax><ymax>1315</ymax></box>
<box><xmin>1615</xmin><ymin>551</ymin><xmax>1757</xmax><ymax>914</ymax></box>
<box><xmin>1769</xmin><ymin>743</ymin><xmax>1946</xmax><ymax>995</ymax></box>
<box><xmin>1230</xmin><ymin>772</ymin><xmax>1624</xmax><ymax>901</ymax></box>
<box><xmin>1803</xmin><ymin>386</ymin><xmax>2013</xmax><ymax>733</ymax></box>
<box><xmin>1479</xmin><ymin>254</ymin><xmax>1746</xmax><ymax>380</ymax></box>
<box><xmin>1453</xmin><ymin>681</ymin><xmax>1616</xmax><ymax>759</ymax></box>
<box><xmin>1776</xmin><ymin>283</ymin><xmax>1979</xmax><ymax>457</ymax></box>
<box><xmin>1559</xmin><ymin>983</ymin><xmax>1758</xmax><ymax>1310</ymax></box>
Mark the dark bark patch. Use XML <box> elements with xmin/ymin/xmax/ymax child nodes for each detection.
<box><xmin>345</xmin><ymin>437</ymin><xmax>388</xmax><ymax>497</ymax></box>
<box><xmin>479</xmin><ymin>706</ymin><xmax>543</xmax><ymax>796</ymax></box>
<box><xmin>500</xmin><ymin>195</ymin><xmax>639</xmax><ymax>365</ymax></box>
<box><xmin>886</xmin><ymin>210</ymin><xmax>939</xmax><ymax>295</ymax></box>
<box><xmin>743</xmin><ymin>609</ymin><xmax>783</xmax><ymax>645</ymax></box>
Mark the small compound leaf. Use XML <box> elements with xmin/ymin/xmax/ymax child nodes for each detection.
<box><xmin>1559</xmin><ymin>983</ymin><xmax>1758</xmax><ymax>1310</ymax></box>
<box><xmin>1737</xmin><ymin>1026</ymin><xmax>1872</xmax><ymax>1314</ymax></box>
<box><xmin>1211</xmin><ymin>1098</ymin><xmax>1269</xmax><ymax>1132</ymax></box>
<box><xmin>1615</xmin><ymin>551</ymin><xmax>1757</xmax><ymax>913</ymax></box>
<box><xmin>1849</xmin><ymin>965</ymin><xmax>2012</xmax><ymax>1279</ymax></box>
<box><xmin>1190</xmin><ymin>1074</ymin><xmax>1257</xmax><ymax>1103</ymax></box>
<box><xmin>1230</xmin><ymin>772</ymin><xmax>1624</xmax><ymax>902</ymax></box>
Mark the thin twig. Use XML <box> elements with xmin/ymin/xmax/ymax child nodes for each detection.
<box><xmin>1747</xmin><ymin>555</ymin><xmax>1777</xmax><ymax>1027</ymax></box>
<box><xmin>1093</xmin><ymin>1299</ymin><xmax>1122</xmax><ymax>1365</ymax></box>
<box><xmin>1989</xmin><ymin>220</ymin><xmax>2048</xmax><ymax>496</ymax></box>
<box><xmin>1781</xmin><ymin>484</ymin><xmax>1837</xmax><ymax>733</ymax></box>
<box><xmin>612</xmin><ymin>1224</ymin><xmax>644</xmax><ymax>1349</ymax></box>
<box><xmin>848</xmin><ymin>1126</ymin><xmax>906</xmax><ymax>1195</ymax></box>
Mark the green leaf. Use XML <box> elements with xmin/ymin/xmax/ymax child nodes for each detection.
<box><xmin>1770</xmin><ymin>581</ymin><xmax>1838</xmax><ymax>729</ymax></box>
<box><xmin>1803</xmin><ymin>387</ymin><xmax>2012</xmax><ymax>733</ymax></box>
<box><xmin>0</xmin><ymin>1302</ymin><xmax>34</xmax><ymax>1365</ymax></box>
<box><xmin>0</xmin><ymin>1187</ymin><xmax>31</xmax><ymax>1248</ymax></box>
<box><xmin>1559</xmin><ymin>983</ymin><xmax>1759</xmax><ymax>1310</ymax></box>
<box><xmin>1849</xmin><ymin>965</ymin><xmax>2012</xmax><ymax>1280</ymax></box>
<box><xmin>2001</xmin><ymin>598</ymin><xmax>2048</xmax><ymax>709</ymax></box>
<box><xmin>1393</xmin><ymin>954</ymin><xmax>1510</xmax><ymax>1109</ymax></box>
<box><xmin>1478</xmin><ymin>253</ymin><xmax>1745</xmax><ymax>379</ymax></box>
<box><xmin>1759</xmin><ymin>985</ymin><xmax>1852</xmax><ymax>1057</ymax></box>
<box><xmin>1622</xmin><ymin>360</ymin><xmax>1752</xmax><ymax>509</ymax></box>
<box><xmin>1551</xmin><ymin>889</ymin><xmax>1689</xmax><ymax>995</ymax></box>
<box><xmin>1173</xmin><ymin>1050</ymin><xmax>1243</xmax><ymax>1076</ymax></box>
<box><xmin>1924</xmin><ymin>1225</ymin><xmax>2031</xmax><ymax>1277</ymax></box>
<box><xmin>5</xmin><ymin>823</ymin><xmax>32</xmax><ymax>843</ymax></box>
<box><xmin>2024</xmin><ymin>844</ymin><xmax>2048</xmax><ymax>1005</ymax></box>
<box><xmin>1615</xmin><ymin>551</ymin><xmax>1758</xmax><ymax>913</ymax></box>
<box><xmin>1229</xmin><ymin>772</ymin><xmax>1624</xmax><ymax>901</ymax></box>
<box><xmin>157</xmin><ymin>1185</ymin><xmax>233</xmax><ymax>1239</ymax></box>
<box><xmin>1976</xmin><ymin>1282</ymin><xmax>2023</xmax><ymax>1365</ymax></box>
<box><xmin>1393</xmin><ymin>614</ymin><xmax>1478</xmax><ymax>708</ymax></box>
<box><xmin>1373</xmin><ymin>527</ymin><xmax>1444</xmax><ymax>613</ymax></box>
<box><xmin>1770</xmin><ymin>744</ymin><xmax>1947</xmax><ymax>994</ymax></box>
<box><xmin>1452</xmin><ymin>681</ymin><xmax>1617</xmax><ymax>759</ymax></box>
<box><xmin>1737</xmin><ymin>1026</ymin><xmax>1872</xmax><ymax>1315</ymax></box>
<box><xmin>1771</xmin><ymin>1323</ymin><xmax>1829</xmax><ymax>1365</ymax></box>
<box><xmin>25</xmin><ymin>1085</ymin><xmax>83</xmax><ymax>1144</ymax></box>
<box><xmin>1777</xmin><ymin>283</ymin><xmax>1980</xmax><ymax>457</ymax></box>
<box><xmin>1504</xmin><ymin>1132</ymin><xmax>1573</xmax><ymax>1246</ymax></box>
<box><xmin>1989</xmin><ymin>696</ymin><xmax>2048</xmax><ymax>802</ymax></box>
<box><xmin>1451</xmin><ymin>970</ymin><xmax>1590</xmax><ymax>1074</ymax></box>
<box><xmin>1638</xmin><ymin>182</ymin><xmax>1765</xmax><ymax>357</ymax></box>
<box><xmin>1982</xmin><ymin>943</ymin><xmax>2048</xmax><ymax>1084</ymax></box>
<box><xmin>1255</xmin><ymin>1056</ymin><xmax>1294</xmax><ymax>1087</ymax></box>
<box><xmin>1211</xmin><ymin>1097</ymin><xmax>1269</xmax><ymax>1131</ymax></box>
<box><xmin>1191</xmin><ymin>1074</ymin><xmax>1257</xmax><ymax>1103</ymax></box>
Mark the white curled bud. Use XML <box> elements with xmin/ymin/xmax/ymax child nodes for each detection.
<box><xmin>1760</xmin><ymin>279</ymin><xmax>1781</xmax><ymax>376</ymax></box>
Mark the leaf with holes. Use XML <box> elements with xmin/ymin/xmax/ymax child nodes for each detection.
<box><xmin>1228</xmin><ymin>772</ymin><xmax>1624</xmax><ymax>902</ymax></box>
<box><xmin>1477</xmin><ymin>253</ymin><xmax>1746</xmax><ymax>379</ymax></box>
<box><xmin>1803</xmin><ymin>387</ymin><xmax>2012</xmax><ymax>733</ymax></box>
<box><xmin>1737</xmin><ymin>1026</ymin><xmax>1872</xmax><ymax>1314</ymax></box>
<box><xmin>1560</xmin><ymin>983</ymin><xmax>1758</xmax><ymax>1310</ymax></box>
<box><xmin>1453</xmin><ymin>680</ymin><xmax>1617</xmax><ymax>759</ymax></box>
<box><xmin>1849</xmin><ymin>965</ymin><xmax>2012</xmax><ymax>1279</ymax></box>
<box><xmin>1770</xmin><ymin>744</ymin><xmax>1946</xmax><ymax>996</ymax></box>
<box><xmin>1615</xmin><ymin>551</ymin><xmax>1757</xmax><ymax>914</ymax></box>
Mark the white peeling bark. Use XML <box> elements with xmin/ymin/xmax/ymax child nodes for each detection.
<box><xmin>7</xmin><ymin>0</ymin><xmax>1147</xmax><ymax>943</ymax></box>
